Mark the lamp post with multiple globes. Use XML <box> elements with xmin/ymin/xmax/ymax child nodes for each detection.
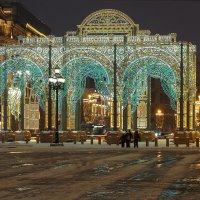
<box><xmin>49</xmin><ymin>65</ymin><xmax>65</xmax><ymax>144</ymax></box>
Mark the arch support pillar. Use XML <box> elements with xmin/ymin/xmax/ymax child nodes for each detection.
<box><xmin>132</xmin><ymin>109</ymin><xmax>137</xmax><ymax>131</ymax></box>
<box><xmin>61</xmin><ymin>96</ymin><xmax>67</xmax><ymax>131</ymax></box>
<box><xmin>20</xmin><ymin>93</ymin><xmax>24</xmax><ymax>130</ymax></box>
<box><xmin>147</xmin><ymin>77</ymin><xmax>151</xmax><ymax>130</ymax></box>
<box><xmin>3</xmin><ymin>70</ymin><xmax>8</xmax><ymax>131</ymax></box>
<box><xmin>123</xmin><ymin>105</ymin><xmax>127</xmax><ymax>131</ymax></box>
<box><xmin>75</xmin><ymin>100</ymin><xmax>81</xmax><ymax>130</ymax></box>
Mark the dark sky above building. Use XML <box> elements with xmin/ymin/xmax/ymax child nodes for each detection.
<box><xmin>18</xmin><ymin>0</ymin><xmax>200</xmax><ymax>59</ymax></box>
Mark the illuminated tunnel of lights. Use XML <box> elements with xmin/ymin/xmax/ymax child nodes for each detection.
<box><xmin>0</xmin><ymin>9</ymin><xmax>196</xmax><ymax>130</ymax></box>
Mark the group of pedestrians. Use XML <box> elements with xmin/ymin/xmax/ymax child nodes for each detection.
<box><xmin>120</xmin><ymin>129</ymin><xmax>140</xmax><ymax>148</ymax></box>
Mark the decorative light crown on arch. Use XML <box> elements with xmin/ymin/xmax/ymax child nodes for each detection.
<box><xmin>78</xmin><ymin>9</ymin><xmax>139</xmax><ymax>36</ymax></box>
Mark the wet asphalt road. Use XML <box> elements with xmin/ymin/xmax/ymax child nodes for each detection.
<box><xmin>0</xmin><ymin>144</ymin><xmax>199</xmax><ymax>200</ymax></box>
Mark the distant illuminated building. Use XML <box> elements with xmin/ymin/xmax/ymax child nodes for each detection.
<box><xmin>0</xmin><ymin>0</ymin><xmax>50</xmax><ymax>44</ymax></box>
<box><xmin>82</xmin><ymin>88</ymin><xmax>110</xmax><ymax>128</ymax></box>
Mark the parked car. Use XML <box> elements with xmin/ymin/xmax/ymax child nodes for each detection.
<box><xmin>156</xmin><ymin>132</ymin><xmax>174</xmax><ymax>139</ymax></box>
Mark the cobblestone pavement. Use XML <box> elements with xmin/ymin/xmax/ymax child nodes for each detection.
<box><xmin>0</xmin><ymin>142</ymin><xmax>199</xmax><ymax>200</ymax></box>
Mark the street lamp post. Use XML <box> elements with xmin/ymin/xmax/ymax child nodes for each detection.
<box><xmin>49</xmin><ymin>65</ymin><xmax>65</xmax><ymax>144</ymax></box>
<box><xmin>48</xmin><ymin>44</ymin><xmax>52</xmax><ymax>130</ymax></box>
<box><xmin>3</xmin><ymin>51</ymin><xmax>8</xmax><ymax>131</ymax></box>
<box><xmin>179</xmin><ymin>42</ymin><xmax>184</xmax><ymax>131</ymax></box>
<box><xmin>113</xmin><ymin>44</ymin><xmax>117</xmax><ymax>131</ymax></box>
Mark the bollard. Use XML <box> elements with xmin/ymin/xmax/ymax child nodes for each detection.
<box><xmin>108</xmin><ymin>136</ymin><xmax>111</xmax><ymax>145</ymax></box>
<box><xmin>175</xmin><ymin>137</ymin><xmax>179</xmax><ymax>147</ymax></box>
<box><xmin>2</xmin><ymin>134</ymin><xmax>5</xmax><ymax>143</ymax></box>
<box><xmin>90</xmin><ymin>136</ymin><xmax>93</xmax><ymax>145</ymax></box>
<box><xmin>98</xmin><ymin>136</ymin><xmax>101</xmax><ymax>145</ymax></box>
<box><xmin>146</xmin><ymin>137</ymin><xmax>149</xmax><ymax>147</ymax></box>
<box><xmin>196</xmin><ymin>138</ymin><xmax>199</xmax><ymax>148</ymax></box>
<box><xmin>12</xmin><ymin>134</ymin><xmax>16</xmax><ymax>141</ymax></box>
<box><xmin>186</xmin><ymin>137</ymin><xmax>189</xmax><ymax>147</ymax></box>
<box><xmin>36</xmin><ymin>135</ymin><xmax>40</xmax><ymax>143</ymax></box>
<box><xmin>166</xmin><ymin>137</ymin><xmax>169</xmax><ymax>147</ymax></box>
<box><xmin>116</xmin><ymin>136</ymin><xmax>119</xmax><ymax>145</ymax></box>
<box><xmin>81</xmin><ymin>135</ymin><xmax>84</xmax><ymax>144</ymax></box>
<box><xmin>74</xmin><ymin>135</ymin><xmax>76</xmax><ymax>144</ymax></box>
<box><xmin>155</xmin><ymin>137</ymin><xmax>158</xmax><ymax>147</ymax></box>
<box><xmin>60</xmin><ymin>135</ymin><xmax>63</xmax><ymax>144</ymax></box>
<box><xmin>49</xmin><ymin>134</ymin><xmax>53</xmax><ymax>143</ymax></box>
<box><xmin>25</xmin><ymin>136</ymin><xmax>29</xmax><ymax>144</ymax></box>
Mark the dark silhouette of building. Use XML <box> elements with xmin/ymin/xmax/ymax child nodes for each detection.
<box><xmin>0</xmin><ymin>0</ymin><xmax>50</xmax><ymax>44</ymax></box>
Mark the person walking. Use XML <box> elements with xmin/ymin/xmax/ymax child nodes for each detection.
<box><xmin>120</xmin><ymin>132</ymin><xmax>126</xmax><ymax>148</ymax></box>
<box><xmin>134</xmin><ymin>129</ymin><xmax>140</xmax><ymax>148</ymax></box>
<box><xmin>125</xmin><ymin>129</ymin><xmax>132</xmax><ymax>148</ymax></box>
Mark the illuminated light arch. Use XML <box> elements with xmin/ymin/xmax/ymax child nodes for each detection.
<box><xmin>120</xmin><ymin>46</ymin><xmax>180</xmax><ymax>75</ymax></box>
<box><xmin>0</xmin><ymin>9</ymin><xmax>196</xmax><ymax>131</ymax></box>
<box><xmin>61</xmin><ymin>57</ymin><xmax>111</xmax><ymax>110</ymax></box>
<box><xmin>0</xmin><ymin>57</ymin><xmax>46</xmax><ymax>111</ymax></box>
<box><xmin>0</xmin><ymin>47</ymin><xmax>49</xmax><ymax>72</ymax></box>
<box><xmin>55</xmin><ymin>48</ymin><xmax>114</xmax><ymax>73</ymax></box>
<box><xmin>122</xmin><ymin>56</ymin><xmax>177</xmax><ymax>111</ymax></box>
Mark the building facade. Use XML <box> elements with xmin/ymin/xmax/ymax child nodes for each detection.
<box><xmin>0</xmin><ymin>0</ymin><xmax>50</xmax><ymax>44</ymax></box>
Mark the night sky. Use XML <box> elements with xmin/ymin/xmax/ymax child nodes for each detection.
<box><xmin>18</xmin><ymin>0</ymin><xmax>200</xmax><ymax>60</ymax></box>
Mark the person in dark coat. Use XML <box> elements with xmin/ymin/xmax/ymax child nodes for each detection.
<box><xmin>120</xmin><ymin>133</ymin><xmax>126</xmax><ymax>148</ymax></box>
<box><xmin>125</xmin><ymin>129</ymin><xmax>132</xmax><ymax>148</ymax></box>
<box><xmin>134</xmin><ymin>130</ymin><xmax>140</xmax><ymax>148</ymax></box>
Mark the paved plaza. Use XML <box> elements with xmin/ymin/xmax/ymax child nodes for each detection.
<box><xmin>0</xmin><ymin>140</ymin><xmax>200</xmax><ymax>200</ymax></box>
